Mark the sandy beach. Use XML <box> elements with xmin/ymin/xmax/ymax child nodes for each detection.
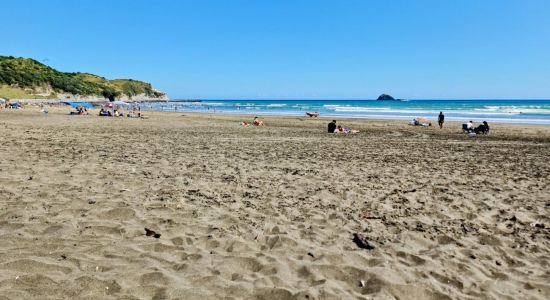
<box><xmin>0</xmin><ymin>107</ymin><xmax>549</xmax><ymax>300</ymax></box>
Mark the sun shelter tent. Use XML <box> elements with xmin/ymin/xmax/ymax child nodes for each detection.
<box><xmin>61</xmin><ymin>101</ymin><xmax>94</xmax><ymax>109</ymax></box>
<box><xmin>9</xmin><ymin>102</ymin><xmax>22</xmax><ymax>109</ymax></box>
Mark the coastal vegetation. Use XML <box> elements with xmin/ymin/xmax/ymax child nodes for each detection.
<box><xmin>0</xmin><ymin>55</ymin><xmax>165</xmax><ymax>100</ymax></box>
<box><xmin>0</xmin><ymin>85</ymin><xmax>56</xmax><ymax>100</ymax></box>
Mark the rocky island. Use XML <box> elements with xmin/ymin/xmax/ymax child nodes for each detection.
<box><xmin>376</xmin><ymin>94</ymin><xmax>396</xmax><ymax>100</ymax></box>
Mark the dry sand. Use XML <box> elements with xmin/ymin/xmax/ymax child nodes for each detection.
<box><xmin>0</xmin><ymin>107</ymin><xmax>549</xmax><ymax>300</ymax></box>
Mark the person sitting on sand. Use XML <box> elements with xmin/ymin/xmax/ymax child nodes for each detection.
<box><xmin>241</xmin><ymin>121</ymin><xmax>250</xmax><ymax>127</ymax></box>
<box><xmin>483</xmin><ymin>121</ymin><xmax>490</xmax><ymax>133</ymax></box>
<box><xmin>74</xmin><ymin>106</ymin><xmax>88</xmax><ymax>115</ymax></box>
<box><xmin>99</xmin><ymin>108</ymin><xmax>110</xmax><ymax>117</ymax></box>
<box><xmin>127</xmin><ymin>110</ymin><xmax>140</xmax><ymax>118</ymax></box>
<box><xmin>253</xmin><ymin>116</ymin><xmax>264</xmax><ymax>126</ymax></box>
<box><xmin>474</xmin><ymin>121</ymin><xmax>490</xmax><ymax>135</ymax></box>
<box><xmin>328</xmin><ymin>120</ymin><xmax>337</xmax><ymax>133</ymax></box>
<box><xmin>410</xmin><ymin>117</ymin><xmax>431</xmax><ymax>126</ymax></box>
<box><xmin>466</xmin><ymin>120</ymin><xmax>474</xmax><ymax>131</ymax></box>
<box><xmin>334</xmin><ymin>125</ymin><xmax>359</xmax><ymax>134</ymax></box>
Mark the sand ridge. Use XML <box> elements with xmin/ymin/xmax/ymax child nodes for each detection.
<box><xmin>0</xmin><ymin>108</ymin><xmax>549</xmax><ymax>299</ymax></box>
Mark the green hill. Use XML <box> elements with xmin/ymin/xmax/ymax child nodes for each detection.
<box><xmin>0</xmin><ymin>55</ymin><xmax>166</xmax><ymax>101</ymax></box>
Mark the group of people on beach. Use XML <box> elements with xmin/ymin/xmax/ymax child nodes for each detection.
<box><xmin>439</xmin><ymin>111</ymin><xmax>490</xmax><ymax>134</ymax></box>
<box><xmin>410</xmin><ymin>112</ymin><xmax>490</xmax><ymax>135</ymax></box>
<box><xmin>464</xmin><ymin>120</ymin><xmax>490</xmax><ymax>134</ymax></box>
<box><xmin>70</xmin><ymin>106</ymin><xmax>89</xmax><ymax>115</ymax></box>
<box><xmin>98</xmin><ymin>107</ymin><xmax>144</xmax><ymax>118</ymax></box>
<box><xmin>4</xmin><ymin>103</ymin><xmax>494</xmax><ymax>136</ymax></box>
<box><xmin>407</xmin><ymin>112</ymin><xmax>446</xmax><ymax>128</ymax></box>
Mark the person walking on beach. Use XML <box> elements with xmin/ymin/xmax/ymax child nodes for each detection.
<box><xmin>328</xmin><ymin>120</ymin><xmax>337</xmax><ymax>133</ymax></box>
<box><xmin>438</xmin><ymin>112</ymin><xmax>445</xmax><ymax>129</ymax></box>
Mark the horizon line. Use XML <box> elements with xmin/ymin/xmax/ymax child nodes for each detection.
<box><xmin>171</xmin><ymin>98</ymin><xmax>550</xmax><ymax>101</ymax></box>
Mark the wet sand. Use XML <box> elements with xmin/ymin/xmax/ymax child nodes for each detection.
<box><xmin>0</xmin><ymin>107</ymin><xmax>549</xmax><ymax>299</ymax></box>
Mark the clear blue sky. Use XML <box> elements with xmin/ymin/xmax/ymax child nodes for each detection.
<box><xmin>2</xmin><ymin>0</ymin><xmax>549</xmax><ymax>99</ymax></box>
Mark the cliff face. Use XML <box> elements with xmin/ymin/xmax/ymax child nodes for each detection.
<box><xmin>56</xmin><ymin>91</ymin><xmax>170</xmax><ymax>102</ymax></box>
<box><xmin>55</xmin><ymin>93</ymin><xmax>170</xmax><ymax>102</ymax></box>
<box><xmin>0</xmin><ymin>55</ymin><xmax>168</xmax><ymax>101</ymax></box>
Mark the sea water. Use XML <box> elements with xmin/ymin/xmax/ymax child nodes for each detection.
<box><xmin>143</xmin><ymin>99</ymin><xmax>550</xmax><ymax>125</ymax></box>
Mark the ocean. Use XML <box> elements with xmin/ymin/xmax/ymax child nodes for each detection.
<box><xmin>141</xmin><ymin>99</ymin><xmax>550</xmax><ymax>125</ymax></box>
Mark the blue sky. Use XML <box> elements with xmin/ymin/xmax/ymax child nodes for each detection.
<box><xmin>2</xmin><ymin>0</ymin><xmax>549</xmax><ymax>99</ymax></box>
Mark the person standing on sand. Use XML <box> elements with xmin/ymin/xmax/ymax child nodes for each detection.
<box><xmin>438</xmin><ymin>112</ymin><xmax>445</xmax><ymax>129</ymax></box>
<box><xmin>328</xmin><ymin>120</ymin><xmax>337</xmax><ymax>133</ymax></box>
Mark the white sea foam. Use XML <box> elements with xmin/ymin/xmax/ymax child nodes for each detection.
<box><xmin>474</xmin><ymin>106</ymin><xmax>550</xmax><ymax>115</ymax></box>
<box><xmin>201</xmin><ymin>102</ymin><xmax>226</xmax><ymax>106</ymax></box>
<box><xmin>332</xmin><ymin>107</ymin><xmax>439</xmax><ymax>114</ymax></box>
<box><xmin>324</xmin><ymin>105</ymin><xmax>391</xmax><ymax>112</ymax></box>
<box><xmin>146</xmin><ymin>101</ymin><xmax>550</xmax><ymax>125</ymax></box>
<box><xmin>327</xmin><ymin>105</ymin><xmax>550</xmax><ymax>116</ymax></box>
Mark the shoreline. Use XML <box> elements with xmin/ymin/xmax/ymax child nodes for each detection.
<box><xmin>152</xmin><ymin>109</ymin><xmax>550</xmax><ymax>126</ymax></box>
<box><xmin>141</xmin><ymin>99</ymin><xmax>550</xmax><ymax>126</ymax></box>
<box><xmin>98</xmin><ymin>107</ymin><xmax>550</xmax><ymax>129</ymax></box>
<box><xmin>4</xmin><ymin>106</ymin><xmax>550</xmax><ymax>133</ymax></box>
<box><xmin>6</xmin><ymin>99</ymin><xmax>550</xmax><ymax>125</ymax></box>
